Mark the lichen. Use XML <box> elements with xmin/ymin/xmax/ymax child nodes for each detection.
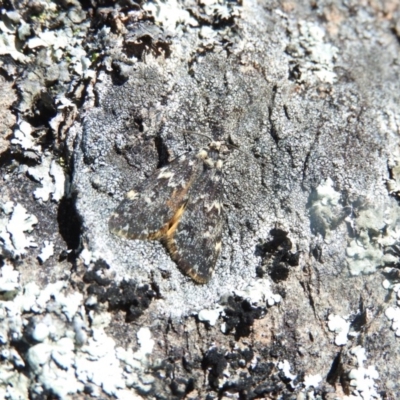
<box><xmin>28</xmin><ymin>154</ymin><xmax>65</xmax><ymax>202</ymax></box>
<box><xmin>309</xmin><ymin>177</ymin><xmax>342</xmax><ymax>237</ymax></box>
<box><xmin>346</xmin><ymin>200</ymin><xmax>400</xmax><ymax>276</ymax></box>
<box><xmin>0</xmin><ymin>203</ymin><xmax>38</xmax><ymax>258</ymax></box>
<box><xmin>286</xmin><ymin>21</ymin><xmax>338</xmax><ymax>84</ymax></box>
<box><xmin>346</xmin><ymin>346</ymin><xmax>381</xmax><ymax>400</ymax></box>
<box><xmin>327</xmin><ymin>314</ymin><xmax>350</xmax><ymax>346</ymax></box>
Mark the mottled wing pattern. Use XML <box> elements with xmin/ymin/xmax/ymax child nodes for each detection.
<box><xmin>109</xmin><ymin>153</ymin><xmax>201</xmax><ymax>240</ymax></box>
<box><xmin>163</xmin><ymin>159</ymin><xmax>224</xmax><ymax>283</ymax></box>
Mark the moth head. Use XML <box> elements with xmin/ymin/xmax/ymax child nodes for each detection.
<box><xmin>196</xmin><ymin>149</ymin><xmax>209</xmax><ymax>160</ymax></box>
<box><xmin>209</xmin><ymin>141</ymin><xmax>229</xmax><ymax>155</ymax></box>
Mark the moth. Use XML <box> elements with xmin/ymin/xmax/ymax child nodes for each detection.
<box><xmin>109</xmin><ymin>141</ymin><xmax>228</xmax><ymax>283</ymax></box>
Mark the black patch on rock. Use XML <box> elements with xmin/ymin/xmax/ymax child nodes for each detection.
<box><xmin>83</xmin><ymin>260</ymin><xmax>157</xmax><ymax>322</ymax></box>
<box><xmin>201</xmin><ymin>345</ymin><xmax>288</xmax><ymax>399</ymax></box>
<box><xmin>256</xmin><ymin>228</ymin><xmax>299</xmax><ymax>282</ymax></box>
<box><xmin>83</xmin><ymin>259</ymin><xmax>112</xmax><ymax>286</ymax></box>
<box><xmin>202</xmin><ymin>347</ymin><xmax>228</xmax><ymax>390</ymax></box>
<box><xmin>222</xmin><ymin>296</ymin><xmax>265</xmax><ymax>340</ymax></box>
<box><xmin>169</xmin><ymin>377</ymin><xmax>195</xmax><ymax>398</ymax></box>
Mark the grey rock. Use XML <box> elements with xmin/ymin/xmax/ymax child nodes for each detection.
<box><xmin>1</xmin><ymin>0</ymin><xmax>400</xmax><ymax>398</ymax></box>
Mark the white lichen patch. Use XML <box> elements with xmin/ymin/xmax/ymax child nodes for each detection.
<box><xmin>218</xmin><ymin>279</ymin><xmax>282</xmax><ymax>333</ymax></box>
<box><xmin>28</xmin><ymin>154</ymin><xmax>65</xmax><ymax>202</ymax></box>
<box><xmin>344</xmin><ymin>346</ymin><xmax>381</xmax><ymax>400</ymax></box>
<box><xmin>1</xmin><ymin>8</ymin><xmax>93</xmax><ymax>77</ymax></box>
<box><xmin>135</xmin><ymin>327</ymin><xmax>155</xmax><ymax>358</ymax></box>
<box><xmin>143</xmin><ymin>0</ymin><xmax>198</xmax><ymax>32</ymax></box>
<box><xmin>35</xmin><ymin>281</ymin><xmax>83</xmax><ymax>322</ymax></box>
<box><xmin>27</xmin><ymin>29</ymin><xmax>69</xmax><ymax>50</ymax></box>
<box><xmin>11</xmin><ymin>120</ymin><xmax>39</xmax><ymax>151</ymax></box>
<box><xmin>76</xmin><ymin>326</ymin><xmax>126</xmax><ymax>397</ymax></box>
<box><xmin>38</xmin><ymin>241</ymin><xmax>54</xmax><ymax>263</ymax></box>
<box><xmin>0</xmin><ymin>366</ymin><xmax>29</xmax><ymax>400</ymax></box>
<box><xmin>116</xmin><ymin>327</ymin><xmax>157</xmax><ymax>393</ymax></box>
<box><xmin>287</xmin><ymin>21</ymin><xmax>338</xmax><ymax>84</ymax></box>
<box><xmin>387</xmin><ymin>148</ymin><xmax>400</xmax><ymax>197</ymax></box>
<box><xmin>232</xmin><ymin>279</ymin><xmax>282</xmax><ymax>307</ymax></box>
<box><xmin>49</xmin><ymin>96</ymin><xmax>79</xmax><ymax>140</ymax></box>
<box><xmin>0</xmin><ymin>261</ymin><xmax>20</xmax><ymax>294</ymax></box>
<box><xmin>327</xmin><ymin>314</ymin><xmax>350</xmax><ymax>346</ymax></box>
<box><xmin>309</xmin><ymin>177</ymin><xmax>342</xmax><ymax>237</ymax></box>
<box><xmin>383</xmin><ymin>276</ymin><xmax>400</xmax><ymax>330</ymax></box>
<box><xmin>303</xmin><ymin>373</ymin><xmax>322</xmax><ymax>389</ymax></box>
<box><xmin>0</xmin><ymin>276</ymin><xmax>154</xmax><ymax>399</ymax></box>
<box><xmin>80</xmin><ymin>247</ymin><xmax>93</xmax><ymax>266</ymax></box>
<box><xmin>309</xmin><ymin>179</ymin><xmax>400</xmax><ymax>276</ymax></box>
<box><xmin>0</xmin><ymin>24</ymin><xmax>29</xmax><ymax>63</ymax></box>
<box><xmin>0</xmin><ymin>203</ymin><xmax>38</xmax><ymax>258</ymax></box>
<box><xmin>385</xmin><ymin>303</ymin><xmax>400</xmax><ymax>337</ymax></box>
<box><xmin>277</xmin><ymin>360</ymin><xmax>297</xmax><ymax>384</ymax></box>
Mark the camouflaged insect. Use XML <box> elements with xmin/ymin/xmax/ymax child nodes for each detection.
<box><xmin>109</xmin><ymin>142</ymin><xmax>228</xmax><ymax>283</ymax></box>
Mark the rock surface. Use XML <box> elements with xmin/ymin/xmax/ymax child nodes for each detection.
<box><xmin>1</xmin><ymin>0</ymin><xmax>400</xmax><ymax>398</ymax></box>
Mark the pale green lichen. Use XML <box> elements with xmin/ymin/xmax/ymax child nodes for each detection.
<box><xmin>346</xmin><ymin>201</ymin><xmax>400</xmax><ymax>276</ymax></box>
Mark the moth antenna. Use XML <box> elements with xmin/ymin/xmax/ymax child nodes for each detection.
<box><xmin>225</xmin><ymin>142</ymin><xmax>266</xmax><ymax>167</ymax></box>
<box><xmin>181</xmin><ymin>129</ymin><xmax>213</xmax><ymax>144</ymax></box>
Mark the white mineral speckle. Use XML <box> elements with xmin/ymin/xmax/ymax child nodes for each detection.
<box><xmin>327</xmin><ymin>314</ymin><xmax>350</xmax><ymax>346</ymax></box>
<box><xmin>220</xmin><ymin>322</ymin><xmax>227</xmax><ymax>333</ymax></box>
<box><xmin>1</xmin><ymin>201</ymin><xmax>14</xmax><ymax>215</ymax></box>
<box><xmin>38</xmin><ymin>241</ymin><xmax>54</xmax><ymax>263</ymax></box>
<box><xmin>304</xmin><ymin>373</ymin><xmax>322</xmax><ymax>389</ymax></box>
<box><xmin>0</xmin><ymin>261</ymin><xmax>19</xmax><ymax>293</ymax></box>
<box><xmin>32</xmin><ymin>322</ymin><xmax>49</xmax><ymax>342</ymax></box>
<box><xmin>198</xmin><ymin>307</ymin><xmax>223</xmax><ymax>326</ymax></box>
<box><xmin>27</xmin><ymin>343</ymin><xmax>52</xmax><ymax>373</ymax></box>
<box><xmin>80</xmin><ymin>248</ymin><xmax>92</xmax><ymax>265</ymax></box>
<box><xmin>385</xmin><ymin>306</ymin><xmax>400</xmax><ymax>337</ymax></box>
<box><xmin>135</xmin><ymin>327</ymin><xmax>155</xmax><ymax>358</ymax></box>
<box><xmin>277</xmin><ymin>360</ymin><xmax>297</xmax><ymax>382</ymax></box>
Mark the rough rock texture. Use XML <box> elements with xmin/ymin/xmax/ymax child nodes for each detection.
<box><xmin>1</xmin><ymin>0</ymin><xmax>400</xmax><ymax>399</ymax></box>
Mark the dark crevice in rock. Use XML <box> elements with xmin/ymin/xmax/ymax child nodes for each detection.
<box><xmin>57</xmin><ymin>193</ymin><xmax>83</xmax><ymax>253</ymax></box>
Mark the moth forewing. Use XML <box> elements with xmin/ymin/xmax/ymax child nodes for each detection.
<box><xmin>109</xmin><ymin>152</ymin><xmax>200</xmax><ymax>240</ymax></box>
<box><xmin>162</xmin><ymin>157</ymin><xmax>224</xmax><ymax>283</ymax></box>
<box><xmin>109</xmin><ymin>142</ymin><xmax>226</xmax><ymax>283</ymax></box>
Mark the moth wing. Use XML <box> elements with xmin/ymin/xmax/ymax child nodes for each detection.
<box><xmin>164</xmin><ymin>167</ymin><xmax>224</xmax><ymax>283</ymax></box>
<box><xmin>109</xmin><ymin>153</ymin><xmax>200</xmax><ymax>240</ymax></box>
